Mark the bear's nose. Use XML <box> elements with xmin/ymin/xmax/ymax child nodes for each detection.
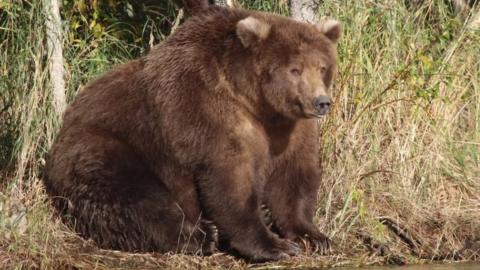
<box><xmin>314</xmin><ymin>95</ymin><xmax>331</xmax><ymax>115</ymax></box>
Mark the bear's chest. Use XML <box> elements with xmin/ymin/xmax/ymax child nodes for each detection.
<box><xmin>235</xmin><ymin>114</ymin><xmax>297</xmax><ymax>164</ymax></box>
<box><xmin>263</xmin><ymin>118</ymin><xmax>298</xmax><ymax>157</ymax></box>
<box><xmin>235</xmin><ymin>114</ymin><xmax>269</xmax><ymax>157</ymax></box>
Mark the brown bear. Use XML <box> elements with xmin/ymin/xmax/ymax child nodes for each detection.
<box><xmin>43</xmin><ymin>3</ymin><xmax>341</xmax><ymax>262</ymax></box>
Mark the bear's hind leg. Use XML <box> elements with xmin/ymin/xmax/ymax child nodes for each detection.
<box><xmin>45</xmin><ymin>129</ymin><xmax>213</xmax><ymax>254</ymax></box>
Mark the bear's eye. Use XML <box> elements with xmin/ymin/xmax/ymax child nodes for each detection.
<box><xmin>290</xmin><ymin>68</ymin><xmax>302</xmax><ymax>76</ymax></box>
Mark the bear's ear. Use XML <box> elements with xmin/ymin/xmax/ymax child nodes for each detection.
<box><xmin>236</xmin><ymin>16</ymin><xmax>271</xmax><ymax>48</ymax></box>
<box><xmin>316</xmin><ymin>19</ymin><xmax>341</xmax><ymax>43</ymax></box>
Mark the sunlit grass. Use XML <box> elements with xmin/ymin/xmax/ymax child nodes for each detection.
<box><xmin>318</xmin><ymin>0</ymin><xmax>480</xmax><ymax>261</ymax></box>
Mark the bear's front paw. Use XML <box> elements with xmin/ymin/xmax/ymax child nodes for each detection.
<box><xmin>253</xmin><ymin>236</ymin><xmax>302</xmax><ymax>262</ymax></box>
<box><xmin>298</xmin><ymin>230</ymin><xmax>332</xmax><ymax>255</ymax></box>
<box><xmin>277</xmin><ymin>223</ymin><xmax>332</xmax><ymax>255</ymax></box>
<box><xmin>231</xmin><ymin>232</ymin><xmax>301</xmax><ymax>262</ymax></box>
<box><xmin>274</xmin><ymin>237</ymin><xmax>302</xmax><ymax>256</ymax></box>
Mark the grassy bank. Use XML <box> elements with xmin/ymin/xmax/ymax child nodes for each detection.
<box><xmin>1</xmin><ymin>0</ymin><xmax>479</xmax><ymax>268</ymax></box>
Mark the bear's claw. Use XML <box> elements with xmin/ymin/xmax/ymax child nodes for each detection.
<box><xmin>301</xmin><ymin>232</ymin><xmax>332</xmax><ymax>255</ymax></box>
<box><xmin>201</xmin><ymin>219</ymin><xmax>219</xmax><ymax>255</ymax></box>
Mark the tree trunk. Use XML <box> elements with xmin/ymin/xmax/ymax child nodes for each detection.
<box><xmin>290</xmin><ymin>0</ymin><xmax>319</xmax><ymax>22</ymax></box>
<box><xmin>214</xmin><ymin>0</ymin><xmax>235</xmax><ymax>7</ymax></box>
<box><xmin>44</xmin><ymin>0</ymin><xmax>66</xmax><ymax>116</ymax></box>
<box><xmin>180</xmin><ymin>0</ymin><xmax>209</xmax><ymax>16</ymax></box>
<box><xmin>470</xmin><ymin>10</ymin><xmax>480</xmax><ymax>29</ymax></box>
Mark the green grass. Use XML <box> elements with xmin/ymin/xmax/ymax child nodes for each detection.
<box><xmin>1</xmin><ymin>0</ymin><xmax>479</xmax><ymax>268</ymax></box>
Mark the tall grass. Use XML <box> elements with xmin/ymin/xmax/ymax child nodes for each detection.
<box><xmin>318</xmin><ymin>0</ymin><xmax>480</xmax><ymax>262</ymax></box>
<box><xmin>1</xmin><ymin>0</ymin><xmax>479</xmax><ymax>268</ymax></box>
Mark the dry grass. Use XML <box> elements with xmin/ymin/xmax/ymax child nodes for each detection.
<box><xmin>1</xmin><ymin>0</ymin><xmax>480</xmax><ymax>269</ymax></box>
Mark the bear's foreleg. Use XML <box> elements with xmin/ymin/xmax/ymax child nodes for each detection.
<box><xmin>265</xmin><ymin>163</ymin><xmax>332</xmax><ymax>254</ymax></box>
<box><xmin>195</xmin><ymin>156</ymin><xmax>301</xmax><ymax>262</ymax></box>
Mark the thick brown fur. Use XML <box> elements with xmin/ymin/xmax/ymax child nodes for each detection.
<box><xmin>44</xmin><ymin>5</ymin><xmax>341</xmax><ymax>262</ymax></box>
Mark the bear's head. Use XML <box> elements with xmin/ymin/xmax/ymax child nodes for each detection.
<box><xmin>236</xmin><ymin>14</ymin><xmax>341</xmax><ymax>119</ymax></box>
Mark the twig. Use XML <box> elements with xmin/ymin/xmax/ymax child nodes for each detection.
<box><xmin>171</xmin><ymin>8</ymin><xmax>185</xmax><ymax>34</ymax></box>
<box><xmin>379</xmin><ymin>217</ymin><xmax>421</xmax><ymax>254</ymax></box>
<box><xmin>356</xmin><ymin>232</ymin><xmax>407</xmax><ymax>265</ymax></box>
<box><xmin>380</xmin><ymin>217</ymin><xmax>469</xmax><ymax>261</ymax></box>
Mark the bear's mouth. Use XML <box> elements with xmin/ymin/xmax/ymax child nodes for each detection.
<box><xmin>305</xmin><ymin>112</ymin><xmax>324</xmax><ymax>118</ymax></box>
<box><xmin>295</xmin><ymin>99</ymin><xmax>323</xmax><ymax>119</ymax></box>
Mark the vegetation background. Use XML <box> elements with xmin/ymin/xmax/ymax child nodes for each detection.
<box><xmin>1</xmin><ymin>0</ymin><xmax>479</xmax><ymax>268</ymax></box>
